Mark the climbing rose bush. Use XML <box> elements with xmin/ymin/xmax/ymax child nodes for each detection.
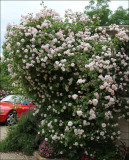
<box><xmin>0</xmin><ymin>90</ymin><xmax>10</xmax><ymax>100</ymax></box>
<box><xmin>3</xmin><ymin>4</ymin><xmax>129</xmax><ymax>160</ymax></box>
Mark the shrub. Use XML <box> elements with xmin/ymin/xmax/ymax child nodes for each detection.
<box><xmin>0</xmin><ymin>110</ymin><xmax>41</xmax><ymax>155</ymax></box>
<box><xmin>0</xmin><ymin>90</ymin><xmax>10</xmax><ymax>100</ymax></box>
<box><xmin>3</xmin><ymin>3</ymin><xmax>129</xmax><ymax>159</ymax></box>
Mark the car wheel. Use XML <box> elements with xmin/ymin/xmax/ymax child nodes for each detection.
<box><xmin>6</xmin><ymin>110</ymin><xmax>17</xmax><ymax>125</ymax></box>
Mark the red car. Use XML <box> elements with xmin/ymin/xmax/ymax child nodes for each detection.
<box><xmin>0</xmin><ymin>95</ymin><xmax>36</xmax><ymax>125</ymax></box>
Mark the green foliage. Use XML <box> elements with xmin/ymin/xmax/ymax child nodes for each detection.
<box><xmin>0</xmin><ymin>110</ymin><xmax>40</xmax><ymax>155</ymax></box>
<box><xmin>84</xmin><ymin>0</ymin><xmax>129</xmax><ymax>25</ymax></box>
<box><xmin>0</xmin><ymin>58</ymin><xmax>12</xmax><ymax>91</ymax></box>
<box><xmin>84</xmin><ymin>0</ymin><xmax>112</xmax><ymax>26</ymax></box>
<box><xmin>109</xmin><ymin>6</ymin><xmax>129</xmax><ymax>25</ymax></box>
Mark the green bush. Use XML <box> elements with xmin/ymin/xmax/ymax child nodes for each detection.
<box><xmin>0</xmin><ymin>109</ymin><xmax>40</xmax><ymax>155</ymax></box>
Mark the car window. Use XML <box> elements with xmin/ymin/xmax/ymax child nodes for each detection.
<box><xmin>1</xmin><ymin>95</ymin><xmax>13</xmax><ymax>102</ymax></box>
<box><xmin>22</xmin><ymin>100</ymin><xmax>29</xmax><ymax>105</ymax></box>
<box><xmin>1</xmin><ymin>95</ymin><xmax>27</xmax><ymax>104</ymax></box>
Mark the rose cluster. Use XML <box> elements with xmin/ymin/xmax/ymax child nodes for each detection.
<box><xmin>3</xmin><ymin>4</ymin><xmax>129</xmax><ymax>160</ymax></box>
<box><xmin>80</xmin><ymin>153</ymin><xmax>95</xmax><ymax>160</ymax></box>
<box><xmin>39</xmin><ymin>140</ymin><xmax>58</xmax><ymax>158</ymax></box>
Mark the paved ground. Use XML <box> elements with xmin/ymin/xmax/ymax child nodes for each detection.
<box><xmin>0</xmin><ymin>124</ymin><xmax>36</xmax><ymax>160</ymax></box>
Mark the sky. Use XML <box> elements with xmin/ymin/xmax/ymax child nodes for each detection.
<box><xmin>1</xmin><ymin>0</ymin><xmax>129</xmax><ymax>56</ymax></box>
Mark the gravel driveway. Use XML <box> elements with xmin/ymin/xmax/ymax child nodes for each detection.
<box><xmin>0</xmin><ymin>124</ymin><xmax>36</xmax><ymax>160</ymax></box>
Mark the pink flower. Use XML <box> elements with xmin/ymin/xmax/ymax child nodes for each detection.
<box><xmin>61</xmin><ymin>67</ymin><xmax>65</xmax><ymax>71</ymax></box>
<box><xmin>105</xmin><ymin>96</ymin><xmax>110</xmax><ymax>100</ymax></box>
<box><xmin>89</xmin><ymin>100</ymin><xmax>92</xmax><ymax>104</ymax></box>
<box><xmin>112</xmin><ymin>85</ymin><xmax>117</xmax><ymax>90</ymax></box>
<box><xmin>94</xmin><ymin>92</ymin><xmax>99</xmax><ymax>99</ymax></box>
<box><xmin>100</xmin><ymin>85</ymin><xmax>104</xmax><ymax>90</ymax></box>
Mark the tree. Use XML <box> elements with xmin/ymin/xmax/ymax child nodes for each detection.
<box><xmin>84</xmin><ymin>0</ymin><xmax>112</xmax><ymax>26</ymax></box>
<box><xmin>109</xmin><ymin>6</ymin><xmax>129</xmax><ymax>25</ymax></box>
<box><xmin>84</xmin><ymin>0</ymin><xmax>129</xmax><ymax>26</ymax></box>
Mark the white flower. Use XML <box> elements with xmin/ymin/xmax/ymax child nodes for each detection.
<box><xmin>17</xmin><ymin>42</ymin><xmax>20</xmax><ymax>46</ymax></box>
<box><xmin>101</xmin><ymin>123</ymin><xmax>106</xmax><ymax>128</ymax></box>
<box><xmin>52</xmin><ymin>135</ymin><xmax>57</xmax><ymax>140</ymax></box>
<box><xmin>89</xmin><ymin>109</ymin><xmax>96</xmax><ymax>120</ymax></box>
<box><xmin>110</xmin><ymin>98</ymin><xmax>115</xmax><ymax>102</ymax></box>
<box><xmin>89</xmin><ymin>114</ymin><xmax>96</xmax><ymax>120</ymax></box>
<box><xmin>44</xmin><ymin>114</ymin><xmax>47</xmax><ymax>117</ymax></box>
<box><xmin>92</xmin><ymin>99</ymin><xmax>98</xmax><ymax>106</ymax></box>
<box><xmin>1</xmin><ymin>56</ymin><xmax>5</xmax><ymax>62</ymax></box>
<box><xmin>74</xmin><ymin>142</ymin><xmax>78</xmax><ymax>146</ymax></box>
<box><xmin>89</xmin><ymin>109</ymin><xmax>95</xmax><ymax>115</ymax></box>
<box><xmin>24</xmin><ymin>49</ymin><xmax>28</xmax><ymax>53</ymax></box>
<box><xmin>77</xmin><ymin>110</ymin><xmax>82</xmax><ymax>116</ymax></box>
<box><xmin>68</xmin><ymin>121</ymin><xmax>73</xmax><ymax>127</ymax></box>
<box><xmin>72</xmin><ymin>94</ymin><xmax>78</xmax><ymax>100</ymax></box>
<box><xmin>48</xmin><ymin>123</ymin><xmax>52</xmax><ymax>127</ymax></box>
<box><xmin>6</xmin><ymin>22</ymin><xmax>12</xmax><ymax>30</ymax></box>
<box><xmin>100</xmin><ymin>131</ymin><xmax>104</xmax><ymax>136</ymax></box>
<box><xmin>83</xmin><ymin>120</ymin><xmax>87</xmax><ymax>126</ymax></box>
<box><xmin>54</xmin><ymin>119</ymin><xmax>57</xmax><ymax>122</ymax></box>
<box><xmin>55</xmin><ymin>61</ymin><xmax>59</xmax><ymax>65</ymax></box>
<box><xmin>77</xmin><ymin>79</ymin><xmax>86</xmax><ymax>84</ymax></box>
<box><xmin>78</xmin><ymin>129</ymin><xmax>84</xmax><ymax>135</ymax></box>
<box><xmin>61</xmin><ymin>59</ymin><xmax>66</xmax><ymax>63</ymax></box>
<box><xmin>21</xmin><ymin>39</ymin><xmax>25</xmax><ymax>42</ymax></box>
<box><xmin>98</xmin><ymin>27</ymin><xmax>102</xmax><ymax>31</ymax></box>
<box><xmin>74</xmin><ymin>129</ymin><xmax>78</xmax><ymax>135</ymax></box>
<box><xmin>71</xmin><ymin>63</ymin><xmax>75</xmax><ymax>67</ymax></box>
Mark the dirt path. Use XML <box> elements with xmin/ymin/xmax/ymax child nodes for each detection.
<box><xmin>0</xmin><ymin>125</ymin><xmax>36</xmax><ymax>160</ymax></box>
<box><xmin>0</xmin><ymin>126</ymin><xmax>8</xmax><ymax>141</ymax></box>
<box><xmin>0</xmin><ymin>152</ymin><xmax>36</xmax><ymax>160</ymax></box>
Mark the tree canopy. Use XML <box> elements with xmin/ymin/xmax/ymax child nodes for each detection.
<box><xmin>110</xmin><ymin>6</ymin><xmax>129</xmax><ymax>25</ymax></box>
<box><xmin>84</xmin><ymin>0</ymin><xmax>129</xmax><ymax>26</ymax></box>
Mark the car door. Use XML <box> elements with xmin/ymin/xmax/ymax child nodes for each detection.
<box><xmin>15</xmin><ymin>99</ymin><xmax>30</xmax><ymax>118</ymax></box>
<box><xmin>20</xmin><ymin>99</ymin><xmax>30</xmax><ymax>116</ymax></box>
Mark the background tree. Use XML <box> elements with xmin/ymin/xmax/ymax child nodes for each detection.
<box><xmin>109</xmin><ymin>6</ymin><xmax>129</xmax><ymax>25</ymax></box>
<box><xmin>84</xmin><ymin>0</ymin><xmax>112</xmax><ymax>26</ymax></box>
<box><xmin>84</xmin><ymin>0</ymin><xmax>129</xmax><ymax>26</ymax></box>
